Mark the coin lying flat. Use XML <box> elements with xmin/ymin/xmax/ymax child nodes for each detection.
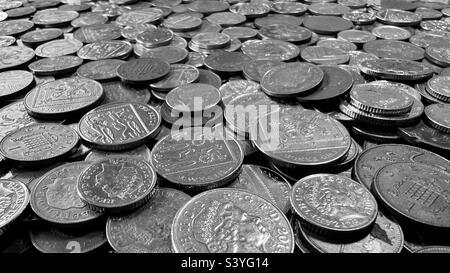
<box><xmin>0</xmin><ymin>179</ymin><xmax>30</xmax><ymax>233</ymax></box>
<box><xmin>254</xmin><ymin>107</ymin><xmax>351</xmax><ymax>169</ymax></box>
<box><xmin>0</xmin><ymin>46</ymin><xmax>35</xmax><ymax>71</ymax></box>
<box><xmin>24</xmin><ymin>77</ymin><xmax>104</xmax><ymax>119</ymax></box>
<box><xmin>101</xmin><ymin>81</ymin><xmax>151</xmax><ymax>104</ymax></box>
<box><xmin>76</xmin><ymin>59</ymin><xmax>125</xmax><ymax>81</ymax></box>
<box><xmin>0</xmin><ymin>124</ymin><xmax>79</xmax><ymax>166</ymax></box>
<box><xmin>0</xmin><ymin>70</ymin><xmax>35</xmax><ymax>100</ymax></box>
<box><xmin>73</xmin><ymin>24</ymin><xmax>122</xmax><ymax>43</ymax></box>
<box><xmin>20</xmin><ymin>28</ymin><xmax>63</xmax><ymax>47</ymax></box>
<box><xmin>303</xmin><ymin>15</ymin><xmax>353</xmax><ymax>35</ymax></box>
<box><xmin>32</xmin><ymin>10</ymin><xmax>79</xmax><ymax>27</ymax></box>
<box><xmin>0</xmin><ymin>36</ymin><xmax>15</xmax><ymax>47</ymax></box>
<box><xmin>35</xmin><ymin>39</ymin><xmax>83</xmax><ymax>58</ymax></box>
<box><xmin>135</xmin><ymin>46</ymin><xmax>188</xmax><ymax>64</ymax></box>
<box><xmin>85</xmin><ymin>145</ymin><xmax>151</xmax><ymax>162</ymax></box>
<box><xmin>258</xmin><ymin>24</ymin><xmax>312</xmax><ymax>44</ymax></box>
<box><xmin>425</xmin><ymin>104</ymin><xmax>450</xmax><ymax>133</ymax></box>
<box><xmin>78</xmin><ymin>102</ymin><xmax>161</xmax><ymax>151</ymax></box>
<box><xmin>372</xmin><ymin>25</ymin><xmax>411</xmax><ymax>40</ymax></box>
<box><xmin>301</xmin><ymin>46</ymin><xmax>350</xmax><ymax>65</ymax></box>
<box><xmin>317</xmin><ymin>38</ymin><xmax>357</xmax><ymax>53</ymax></box>
<box><xmin>228</xmin><ymin>165</ymin><xmax>291</xmax><ymax>214</ymax></box>
<box><xmin>71</xmin><ymin>13</ymin><xmax>109</xmax><ymax>28</ymax></box>
<box><xmin>0</xmin><ymin>20</ymin><xmax>34</xmax><ymax>36</ymax></box>
<box><xmin>28</xmin><ymin>56</ymin><xmax>83</xmax><ymax>76</ymax></box>
<box><xmin>241</xmin><ymin>39</ymin><xmax>300</xmax><ymax>61</ymax></box>
<box><xmin>376</xmin><ymin>9</ymin><xmax>422</xmax><ymax>26</ymax></box>
<box><xmin>398</xmin><ymin>119</ymin><xmax>450</xmax><ymax>154</ymax></box>
<box><xmin>106</xmin><ymin>188</ymin><xmax>190</xmax><ymax>253</ymax></box>
<box><xmin>171</xmin><ymin>188</ymin><xmax>294</xmax><ymax>253</ymax></box>
<box><xmin>77</xmin><ymin>40</ymin><xmax>133</xmax><ymax>61</ymax></box>
<box><xmin>242</xmin><ymin>60</ymin><xmax>282</xmax><ymax>83</ymax></box>
<box><xmin>204</xmin><ymin>51</ymin><xmax>251</xmax><ymax>74</ymax></box>
<box><xmin>261</xmin><ymin>62</ymin><xmax>324</xmax><ymax>98</ymax></box>
<box><xmin>77</xmin><ymin>157</ymin><xmax>157</xmax><ymax>213</ymax></box>
<box><xmin>374</xmin><ymin>162</ymin><xmax>450</xmax><ymax>229</ymax></box>
<box><xmin>359</xmin><ymin>58</ymin><xmax>434</xmax><ymax>81</ymax></box>
<box><xmin>0</xmin><ymin>101</ymin><xmax>39</xmax><ymax>143</ymax></box>
<box><xmin>30</xmin><ymin>162</ymin><xmax>101</xmax><ymax>226</ymax></box>
<box><xmin>219</xmin><ymin>80</ymin><xmax>260</xmax><ymax>104</ymax></box>
<box><xmin>426</xmin><ymin>76</ymin><xmax>450</xmax><ymax>102</ymax></box>
<box><xmin>165</xmin><ymin>83</ymin><xmax>221</xmax><ymax>113</ymax></box>
<box><xmin>363</xmin><ymin>40</ymin><xmax>424</xmax><ymax>61</ymax></box>
<box><xmin>117</xmin><ymin>58</ymin><xmax>171</xmax><ymax>84</ymax></box>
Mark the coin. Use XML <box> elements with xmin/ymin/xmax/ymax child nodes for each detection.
<box><xmin>150</xmin><ymin>64</ymin><xmax>199</xmax><ymax>92</ymax></box>
<box><xmin>73</xmin><ymin>24</ymin><xmax>122</xmax><ymax>43</ymax></box>
<box><xmin>77</xmin><ymin>40</ymin><xmax>133</xmax><ymax>60</ymax></box>
<box><xmin>196</xmin><ymin>69</ymin><xmax>222</xmax><ymax>89</ymax></box>
<box><xmin>414</xmin><ymin>246</ymin><xmax>450</xmax><ymax>253</ymax></box>
<box><xmin>0</xmin><ymin>70</ymin><xmax>35</xmax><ymax>100</ymax></box>
<box><xmin>242</xmin><ymin>60</ymin><xmax>282</xmax><ymax>83</ymax></box>
<box><xmin>221</xmin><ymin>26</ymin><xmax>258</xmax><ymax>41</ymax></box>
<box><xmin>241</xmin><ymin>39</ymin><xmax>300</xmax><ymax>61</ymax></box>
<box><xmin>171</xmin><ymin>188</ymin><xmax>294</xmax><ymax>253</ymax></box>
<box><xmin>28</xmin><ymin>56</ymin><xmax>83</xmax><ymax>76</ymax></box>
<box><xmin>261</xmin><ymin>62</ymin><xmax>324</xmax><ymax>98</ymax></box>
<box><xmin>106</xmin><ymin>188</ymin><xmax>190</xmax><ymax>253</ymax></box>
<box><xmin>371</xmin><ymin>25</ymin><xmax>411</xmax><ymax>40</ymax></box>
<box><xmin>20</xmin><ymin>28</ymin><xmax>63</xmax><ymax>47</ymax></box>
<box><xmin>308</xmin><ymin>3</ymin><xmax>351</xmax><ymax>16</ymax></box>
<box><xmin>71</xmin><ymin>13</ymin><xmax>109</xmax><ymax>28</ymax></box>
<box><xmin>0</xmin><ymin>46</ymin><xmax>35</xmax><ymax>71</ymax></box>
<box><xmin>116</xmin><ymin>58</ymin><xmax>170</xmax><ymax>84</ymax></box>
<box><xmin>426</xmin><ymin>76</ymin><xmax>450</xmax><ymax>102</ymax></box>
<box><xmin>0</xmin><ymin>101</ymin><xmax>39</xmax><ymax>143</ymax></box>
<box><xmin>0</xmin><ymin>124</ymin><xmax>79</xmax><ymax>166</ymax></box>
<box><xmin>376</xmin><ymin>9</ymin><xmax>422</xmax><ymax>27</ymax></box>
<box><xmin>0</xmin><ymin>179</ymin><xmax>29</xmax><ymax>233</ymax></box>
<box><xmin>190</xmin><ymin>32</ymin><xmax>230</xmax><ymax>49</ymax></box>
<box><xmin>206</xmin><ymin>12</ymin><xmax>246</xmax><ymax>28</ymax></box>
<box><xmin>204</xmin><ymin>51</ymin><xmax>251</xmax><ymax>75</ymax></box>
<box><xmin>175</xmin><ymin>20</ymin><xmax>222</xmax><ymax>40</ymax></box>
<box><xmin>30</xmin><ymin>0</ymin><xmax>61</xmax><ymax>10</ymax></box>
<box><xmin>301</xmin><ymin>46</ymin><xmax>350</xmax><ymax>65</ymax></box>
<box><xmin>374</xmin><ymin>162</ymin><xmax>450</xmax><ymax>229</ymax></box>
<box><xmin>230</xmin><ymin>2</ymin><xmax>271</xmax><ymax>18</ymax></box>
<box><xmin>29</xmin><ymin>225</ymin><xmax>106</xmax><ymax>253</ymax></box>
<box><xmin>188</xmin><ymin>0</ymin><xmax>230</xmax><ymax>14</ymax></box>
<box><xmin>258</xmin><ymin>24</ymin><xmax>312</xmax><ymax>44</ymax></box>
<box><xmin>135</xmin><ymin>46</ymin><xmax>188</xmax><ymax>64</ymax></box>
<box><xmin>358</xmin><ymin>58</ymin><xmax>434</xmax><ymax>81</ymax></box>
<box><xmin>398</xmin><ymin>119</ymin><xmax>450</xmax><ymax>154</ymax></box>
<box><xmin>0</xmin><ymin>36</ymin><xmax>15</xmax><ymax>47</ymax></box>
<box><xmin>78</xmin><ymin>102</ymin><xmax>161</xmax><ymax>150</ymax></box>
<box><xmin>0</xmin><ymin>20</ymin><xmax>34</xmax><ymax>36</ymax></box>
<box><xmin>298</xmin><ymin>66</ymin><xmax>353</xmax><ymax>102</ymax></box>
<box><xmin>425</xmin><ymin>41</ymin><xmax>450</xmax><ymax>67</ymax></box>
<box><xmin>32</xmin><ymin>10</ymin><xmax>79</xmax><ymax>27</ymax></box>
<box><xmin>337</xmin><ymin>29</ymin><xmax>376</xmax><ymax>45</ymax></box>
<box><xmin>163</xmin><ymin>13</ymin><xmax>202</xmax><ymax>32</ymax></box>
<box><xmin>425</xmin><ymin>104</ymin><xmax>450</xmax><ymax>134</ymax></box>
<box><xmin>254</xmin><ymin>14</ymin><xmax>303</xmax><ymax>28</ymax></box>
<box><xmin>165</xmin><ymin>83</ymin><xmax>221</xmax><ymax>113</ymax></box>
<box><xmin>6</xmin><ymin>6</ymin><xmax>36</xmax><ymax>19</ymax></box>
<box><xmin>411</xmin><ymin>31</ymin><xmax>450</xmax><ymax>48</ymax></box>
<box><xmin>76</xmin><ymin>59</ymin><xmax>125</xmax><ymax>81</ymax></box>
<box><xmin>24</xmin><ymin>77</ymin><xmax>104</xmax><ymax>119</ymax></box>
<box><xmin>77</xmin><ymin>157</ymin><xmax>157</xmax><ymax>213</ymax></box>
<box><xmin>343</xmin><ymin>11</ymin><xmax>376</xmax><ymax>25</ymax></box>
<box><xmin>303</xmin><ymin>15</ymin><xmax>353</xmax><ymax>35</ymax></box>
<box><xmin>85</xmin><ymin>145</ymin><xmax>151</xmax><ymax>162</ymax></box>
<box><xmin>58</xmin><ymin>3</ymin><xmax>91</xmax><ymax>12</ymax></box>
<box><xmin>115</xmin><ymin>8</ymin><xmax>163</xmax><ymax>26</ymax></box>
<box><xmin>316</xmin><ymin>38</ymin><xmax>357</xmax><ymax>53</ymax></box>
<box><xmin>363</xmin><ymin>40</ymin><xmax>424</xmax><ymax>61</ymax></box>
<box><xmin>271</xmin><ymin>2</ymin><xmax>307</xmax><ymax>15</ymax></box>
<box><xmin>291</xmin><ymin>174</ymin><xmax>377</xmax><ymax>236</ymax></box>
<box><xmin>35</xmin><ymin>38</ymin><xmax>83</xmax><ymax>58</ymax></box>
<box><xmin>228</xmin><ymin>165</ymin><xmax>291</xmax><ymax>214</ymax></box>
<box><xmin>254</xmin><ymin>108</ymin><xmax>351</xmax><ymax>169</ymax></box>
<box><xmin>151</xmin><ymin>127</ymin><xmax>243</xmax><ymax>191</ymax></box>
<box><xmin>420</xmin><ymin>20</ymin><xmax>450</xmax><ymax>32</ymax></box>
<box><xmin>30</xmin><ymin>162</ymin><xmax>101</xmax><ymax>226</ymax></box>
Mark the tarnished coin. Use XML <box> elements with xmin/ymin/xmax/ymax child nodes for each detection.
<box><xmin>291</xmin><ymin>174</ymin><xmax>377</xmax><ymax>236</ymax></box>
<box><xmin>414</xmin><ymin>246</ymin><xmax>450</xmax><ymax>253</ymax></box>
<box><xmin>186</xmin><ymin>52</ymin><xmax>205</xmax><ymax>67</ymax></box>
<box><xmin>85</xmin><ymin>145</ymin><xmax>151</xmax><ymax>162</ymax></box>
<box><xmin>0</xmin><ymin>101</ymin><xmax>39</xmax><ymax>143</ymax></box>
<box><xmin>188</xmin><ymin>0</ymin><xmax>230</xmax><ymax>14</ymax></box>
<box><xmin>308</xmin><ymin>3</ymin><xmax>351</xmax><ymax>16</ymax></box>
<box><xmin>101</xmin><ymin>81</ymin><xmax>150</xmax><ymax>104</ymax></box>
<box><xmin>115</xmin><ymin>8</ymin><xmax>163</xmax><ymax>26</ymax></box>
<box><xmin>71</xmin><ymin>13</ymin><xmax>109</xmax><ymax>28</ymax></box>
<box><xmin>77</xmin><ymin>157</ymin><xmax>157</xmax><ymax>213</ymax></box>
<box><xmin>349</xmin><ymin>83</ymin><xmax>414</xmax><ymax>115</ymax></box>
<box><xmin>301</xmin><ymin>46</ymin><xmax>349</xmax><ymax>65</ymax></box>
<box><xmin>374</xmin><ymin>162</ymin><xmax>450</xmax><ymax>229</ymax></box>
<box><xmin>221</xmin><ymin>27</ymin><xmax>258</xmax><ymax>41</ymax></box>
<box><xmin>363</xmin><ymin>40</ymin><xmax>424</xmax><ymax>61</ymax></box>
<box><xmin>73</xmin><ymin>24</ymin><xmax>122</xmax><ymax>43</ymax></box>
<box><xmin>420</xmin><ymin>20</ymin><xmax>450</xmax><ymax>32</ymax></box>
<box><xmin>120</xmin><ymin>23</ymin><xmax>156</xmax><ymax>41</ymax></box>
<box><xmin>261</xmin><ymin>62</ymin><xmax>324</xmax><ymax>98</ymax></box>
<box><xmin>358</xmin><ymin>59</ymin><xmax>434</xmax><ymax>81</ymax></box>
<box><xmin>76</xmin><ymin>59</ymin><xmax>125</xmax><ymax>81</ymax></box>
<box><xmin>206</xmin><ymin>12</ymin><xmax>245</xmax><ymax>28</ymax></box>
<box><xmin>228</xmin><ymin>165</ymin><xmax>291</xmax><ymax>214</ymax></box>
<box><xmin>0</xmin><ymin>46</ymin><xmax>35</xmax><ymax>71</ymax></box>
<box><xmin>77</xmin><ymin>40</ymin><xmax>133</xmax><ymax>61</ymax></box>
<box><xmin>151</xmin><ymin>128</ymin><xmax>243</xmax><ymax>191</ymax></box>
<box><xmin>117</xmin><ymin>58</ymin><xmax>170</xmax><ymax>84</ymax></box>
<box><xmin>254</xmin><ymin>14</ymin><xmax>303</xmax><ymax>28</ymax></box>
<box><xmin>135</xmin><ymin>46</ymin><xmax>188</xmax><ymax>64</ymax></box>
<box><xmin>0</xmin><ymin>20</ymin><xmax>34</xmax><ymax>36</ymax></box>
<box><xmin>58</xmin><ymin>4</ymin><xmax>91</xmax><ymax>12</ymax></box>
<box><xmin>303</xmin><ymin>16</ymin><xmax>353</xmax><ymax>35</ymax></box>
<box><xmin>171</xmin><ymin>188</ymin><xmax>294</xmax><ymax>253</ymax></box>
<box><xmin>426</xmin><ymin>76</ymin><xmax>450</xmax><ymax>102</ymax></box>
<box><xmin>20</xmin><ymin>28</ymin><xmax>63</xmax><ymax>47</ymax></box>
<box><xmin>371</xmin><ymin>25</ymin><xmax>411</xmax><ymax>40</ymax></box>
<box><xmin>150</xmin><ymin>64</ymin><xmax>199</xmax><ymax>92</ymax></box>
<box><xmin>35</xmin><ymin>39</ymin><xmax>83</xmax><ymax>58</ymax></box>
<box><xmin>0</xmin><ymin>179</ymin><xmax>29</xmax><ymax>232</ymax></box>
<box><xmin>298</xmin><ymin>66</ymin><xmax>353</xmax><ymax>102</ymax></box>
<box><xmin>425</xmin><ymin>104</ymin><xmax>450</xmax><ymax>134</ymax></box>
<box><xmin>271</xmin><ymin>2</ymin><xmax>308</xmax><ymax>16</ymax></box>
<box><xmin>425</xmin><ymin>42</ymin><xmax>450</xmax><ymax>67</ymax></box>
<box><xmin>376</xmin><ymin>9</ymin><xmax>422</xmax><ymax>26</ymax></box>
<box><xmin>398</xmin><ymin>119</ymin><xmax>450</xmax><ymax>154</ymax></box>
<box><xmin>354</xmin><ymin>144</ymin><xmax>450</xmax><ymax>190</ymax></box>
<box><xmin>137</xmin><ymin>28</ymin><xmax>174</xmax><ymax>48</ymax></box>
<box><xmin>32</xmin><ymin>10</ymin><xmax>79</xmax><ymax>27</ymax></box>
<box><xmin>0</xmin><ymin>36</ymin><xmax>15</xmax><ymax>47</ymax></box>
<box><xmin>78</xmin><ymin>102</ymin><xmax>161</xmax><ymax>150</ymax></box>
<box><xmin>163</xmin><ymin>13</ymin><xmax>202</xmax><ymax>32</ymax></box>
<box><xmin>0</xmin><ymin>70</ymin><xmax>34</xmax><ymax>100</ymax></box>
<box><xmin>166</xmin><ymin>83</ymin><xmax>221</xmax><ymax>113</ymax></box>
<box><xmin>204</xmin><ymin>51</ymin><xmax>251</xmax><ymax>74</ymax></box>
<box><xmin>30</xmin><ymin>162</ymin><xmax>101</xmax><ymax>226</ymax></box>
<box><xmin>190</xmin><ymin>32</ymin><xmax>230</xmax><ymax>49</ymax></box>
<box><xmin>196</xmin><ymin>69</ymin><xmax>222</xmax><ymax>89</ymax></box>
<box><xmin>254</xmin><ymin>108</ymin><xmax>351</xmax><ymax>169</ymax></box>
<box><xmin>106</xmin><ymin>188</ymin><xmax>190</xmax><ymax>253</ymax></box>
<box><xmin>28</xmin><ymin>56</ymin><xmax>83</xmax><ymax>76</ymax></box>
<box><xmin>29</xmin><ymin>225</ymin><xmax>106</xmax><ymax>253</ymax></box>
<box><xmin>317</xmin><ymin>38</ymin><xmax>357</xmax><ymax>53</ymax></box>
<box><xmin>343</xmin><ymin>11</ymin><xmax>376</xmax><ymax>25</ymax></box>
<box><xmin>241</xmin><ymin>39</ymin><xmax>300</xmax><ymax>61</ymax></box>
<box><xmin>242</xmin><ymin>59</ymin><xmax>283</xmax><ymax>83</ymax></box>
<box><xmin>295</xmin><ymin>213</ymin><xmax>404</xmax><ymax>253</ymax></box>
<box><xmin>230</xmin><ymin>2</ymin><xmax>271</xmax><ymax>18</ymax></box>
<box><xmin>0</xmin><ymin>124</ymin><xmax>79</xmax><ymax>166</ymax></box>
<box><xmin>258</xmin><ymin>24</ymin><xmax>312</xmax><ymax>44</ymax></box>
<box><xmin>24</xmin><ymin>77</ymin><xmax>104</xmax><ymax>119</ymax></box>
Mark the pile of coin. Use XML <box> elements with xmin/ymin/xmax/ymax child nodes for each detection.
<box><xmin>1</xmin><ymin>0</ymin><xmax>450</xmax><ymax>254</ymax></box>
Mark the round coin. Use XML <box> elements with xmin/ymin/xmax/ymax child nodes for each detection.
<box><xmin>398</xmin><ymin>119</ymin><xmax>450</xmax><ymax>154</ymax></box>
<box><xmin>32</xmin><ymin>10</ymin><xmax>79</xmax><ymax>27</ymax></box>
<box><xmin>363</xmin><ymin>40</ymin><xmax>425</xmax><ymax>61</ymax></box>
<box><xmin>28</xmin><ymin>56</ymin><xmax>83</xmax><ymax>76</ymax></box>
<box><xmin>301</xmin><ymin>46</ymin><xmax>350</xmax><ymax>65</ymax></box>
<box><xmin>0</xmin><ymin>46</ymin><xmax>35</xmax><ymax>71</ymax></box>
<box><xmin>425</xmin><ymin>103</ymin><xmax>450</xmax><ymax>133</ymax></box>
<box><xmin>303</xmin><ymin>16</ymin><xmax>354</xmax><ymax>35</ymax></box>
<box><xmin>0</xmin><ymin>36</ymin><xmax>15</xmax><ymax>47</ymax></box>
<box><xmin>165</xmin><ymin>83</ymin><xmax>221</xmax><ymax>113</ymax></box>
<box><xmin>0</xmin><ymin>20</ymin><xmax>34</xmax><ymax>36</ymax></box>
<box><xmin>85</xmin><ymin>145</ymin><xmax>151</xmax><ymax>162</ymax></box>
<box><xmin>204</xmin><ymin>51</ymin><xmax>251</xmax><ymax>74</ymax></box>
<box><xmin>0</xmin><ymin>70</ymin><xmax>35</xmax><ymax>100</ymax></box>
<box><xmin>71</xmin><ymin>13</ymin><xmax>109</xmax><ymax>28</ymax></box>
<box><xmin>241</xmin><ymin>39</ymin><xmax>300</xmax><ymax>61</ymax></box>
<box><xmin>376</xmin><ymin>9</ymin><xmax>422</xmax><ymax>27</ymax></box>
<box><xmin>35</xmin><ymin>39</ymin><xmax>83</xmax><ymax>58</ymax></box>
<box><xmin>242</xmin><ymin>59</ymin><xmax>283</xmax><ymax>83</ymax></box>
<box><xmin>425</xmin><ymin>41</ymin><xmax>450</xmax><ymax>67</ymax></box>
<box><xmin>426</xmin><ymin>76</ymin><xmax>450</xmax><ymax>102</ymax></box>
<box><xmin>77</xmin><ymin>40</ymin><xmax>133</xmax><ymax>61</ymax></box>
<box><xmin>0</xmin><ymin>179</ymin><xmax>29</xmax><ymax>232</ymax></box>
<box><xmin>258</xmin><ymin>24</ymin><xmax>312</xmax><ymax>44</ymax></box>
<box><xmin>117</xmin><ymin>58</ymin><xmax>170</xmax><ymax>84</ymax></box>
<box><xmin>76</xmin><ymin>59</ymin><xmax>125</xmax><ymax>81</ymax></box>
<box><xmin>371</xmin><ymin>25</ymin><xmax>411</xmax><ymax>40</ymax></box>
<box><xmin>101</xmin><ymin>81</ymin><xmax>151</xmax><ymax>104</ymax></box>
<box><xmin>20</xmin><ymin>28</ymin><xmax>63</xmax><ymax>47</ymax></box>
<box><xmin>73</xmin><ymin>24</ymin><xmax>122</xmax><ymax>43</ymax></box>
<box><xmin>135</xmin><ymin>46</ymin><xmax>188</xmax><ymax>64</ymax></box>
<box><xmin>358</xmin><ymin>59</ymin><xmax>434</xmax><ymax>81</ymax></box>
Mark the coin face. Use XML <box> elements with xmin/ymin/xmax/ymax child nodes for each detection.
<box><xmin>71</xmin><ymin>13</ymin><xmax>109</xmax><ymax>28</ymax></box>
<box><xmin>376</xmin><ymin>9</ymin><xmax>422</xmax><ymax>26</ymax></box>
<box><xmin>73</xmin><ymin>24</ymin><xmax>122</xmax><ymax>43</ymax></box>
<box><xmin>0</xmin><ymin>124</ymin><xmax>79</xmax><ymax>166</ymax></box>
<box><xmin>77</xmin><ymin>59</ymin><xmax>125</xmax><ymax>81</ymax></box>
<box><xmin>32</xmin><ymin>10</ymin><xmax>79</xmax><ymax>27</ymax></box>
<box><xmin>171</xmin><ymin>188</ymin><xmax>294</xmax><ymax>253</ymax></box>
<box><xmin>196</xmin><ymin>69</ymin><xmax>222</xmax><ymax>89</ymax></box>
<box><xmin>241</xmin><ymin>39</ymin><xmax>300</xmax><ymax>61</ymax></box>
<box><xmin>106</xmin><ymin>188</ymin><xmax>191</xmax><ymax>253</ymax></box>
<box><xmin>115</xmin><ymin>8</ymin><xmax>163</xmax><ymax>26</ymax></box>
<box><xmin>374</xmin><ymin>162</ymin><xmax>450</xmax><ymax>228</ymax></box>
<box><xmin>30</xmin><ymin>162</ymin><xmax>101</xmax><ymax>225</ymax></box>
<box><xmin>291</xmin><ymin>174</ymin><xmax>377</xmax><ymax>233</ymax></box>
<box><xmin>343</xmin><ymin>11</ymin><xmax>376</xmax><ymax>25</ymax></box>
<box><xmin>359</xmin><ymin>58</ymin><xmax>434</xmax><ymax>81</ymax></box>
<box><xmin>77</xmin><ymin>40</ymin><xmax>133</xmax><ymax>61</ymax></box>
<box><xmin>0</xmin><ymin>70</ymin><xmax>34</xmax><ymax>100</ymax></box>
<box><xmin>259</xmin><ymin>24</ymin><xmax>312</xmax><ymax>44</ymax></box>
<box><xmin>425</xmin><ymin>103</ymin><xmax>450</xmax><ymax>133</ymax></box>
<box><xmin>0</xmin><ymin>179</ymin><xmax>29</xmax><ymax>231</ymax></box>
<box><xmin>301</xmin><ymin>46</ymin><xmax>350</xmax><ymax>65</ymax></box>
<box><xmin>0</xmin><ymin>46</ymin><xmax>35</xmax><ymax>71</ymax></box>
<box><xmin>25</xmin><ymin>77</ymin><xmax>104</xmax><ymax>119</ymax></box>
<box><xmin>28</xmin><ymin>56</ymin><xmax>83</xmax><ymax>76</ymax></box>
<box><xmin>77</xmin><ymin>157</ymin><xmax>157</xmax><ymax>213</ymax></box>
<box><xmin>261</xmin><ymin>62</ymin><xmax>324</xmax><ymax>98</ymax></box>
<box><xmin>243</xmin><ymin>59</ymin><xmax>283</xmax><ymax>83</ymax></box>
<box><xmin>151</xmin><ymin>127</ymin><xmax>243</xmax><ymax>191</ymax></box>
<box><xmin>165</xmin><ymin>13</ymin><xmax>203</xmax><ymax>31</ymax></box>
<box><xmin>101</xmin><ymin>81</ymin><xmax>151</xmax><ymax>104</ymax></box>
<box><xmin>85</xmin><ymin>145</ymin><xmax>151</xmax><ymax>162</ymax></box>
<box><xmin>0</xmin><ymin>101</ymin><xmax>39</xmax><ymax>143</ymax></box>
<box><xmin>363</xmin><ymin>40</ymin><xmax>424</xmax><ymax>61</ymax></box>
<box><xmin>78</xmin><ymin>102</ymin><xmax>161</xmax><ymax>150</ymax></box>
<box><xmin>317</xmin><ymin>38</ymin><xmax>357</xmax><ymax>53</ymax></box>
<box><xmin>204</xmin><ymin>51</ymin><xmax>251</xmax><ymax>74</ymax></box>
<box><xmin>0</xmin><ymin>20</ymin><xmax>34</xmax><ymax>36</ymax></box>
<box><xmin>0</xmin><ymin>36</ymin><xmax>15</xmax><ymax>47</ymax></box>
<box><xmin>136</xmin><ymin>46</ymin><xmax>188</xmax><ymax>64</ymax></box>
<box><xmin>426</xmin><ymin>76</ymin><xmax>450</xmax><ymax>102</ymax></box>
<box><xmin>303</xmin><ymin>15</ymin><xmax>353</xmax><ymax>34</ymax></box>
<box><xmin>117</xmin><ymin>58</ymin><xmax>171</xmax><ymax>84</ymax></box>
<box><xmin>354</xmin><ymin>144</ymin><xmax>450</xmax><ymax>190</ymax></box>
<box><xmin>398</xmin><ymin>119</ymin><xmax>450</xmax><ymax>153</ymax></box>
<box><xmin>254</xmin><ymin>108</ymin><xmax>351</xmax><ymax>168</ymax></box>
<box><xmin>35</xmin><ymin>39</ymin><xmax>83</xmax><ymax>58</ymax></box>
<box><xmin>372</xmin><ymin>25</ymin><xmax>411</xmax><ymax>40</ymax></box>
<box><xmin>166</xmin><ymin>83</ymin><xmax>221</xmax><ymax>113</ymax></box>
<box><xmin>228</xmin><ymin>165</ymin><xmax>291</xmax><ymax>214</ymax></box>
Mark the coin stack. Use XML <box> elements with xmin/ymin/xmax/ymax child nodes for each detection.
<box><xmin>2</xmin><ymin>0</ymin><xmax>450</xmax><ymax>255</ymax></box>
